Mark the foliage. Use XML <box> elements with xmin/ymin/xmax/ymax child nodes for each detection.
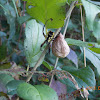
<box><xmin>82</xmin><ymin>0</ymin><xmax>100</xmax><ymax>43</ymax></box>
<box><xmin>24</xmin><ymin>19</ymin><xmax>45</xmax><ymax>67</ymax></box>
<box><xmin>23</xmin><ymin>0</ymin><xmax>66</xmax><ymax>28</ymax></box>
<box><xmin>17</xmin><ymin>82</ymin><xmax>41</xmax><ymax>100</ymax></box>
<box><xmin>17</xmin><ymin>82</ymin><xmax>58</xmax><ymax>100</ymax></box>
<box><xmin>0</xmin><ymin>0</ymin><xmax>100</xmax><ymax>100</ymax></box>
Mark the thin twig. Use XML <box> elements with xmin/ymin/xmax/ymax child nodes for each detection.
<box><xmin>17</xmin><ymin>2</ymin><xmax>78</xmax><ymax>100</ymax></box>
<box><xmin>23</xmin><ymin>1</ymin><xmax>26</xmax><ymax>16</ymax></box>
<box><xmin>54</xmin><ymin>57</ymin><xmax>59</xmax><ymax>69</ymax></box>
<box><xmin>16</xmin><ymin>97</ymin><xmax>19</xmax><ymax>100</ymax></box>
<box><xmin>26</xmin><ymin>29</ymin><xmax>61</xmax><ymax>82</ymax></box>
<box><xmin>26</xmin><ymin>45</ymin><xmax>49</xmax><ymax>82</ymax></box>
<box><xmin>86</xmin><ymin>98</ymin><xmax>88</xmax><ymax>100</ymax></box>
<box><xmin>12</xmin><ymin>0</ymin><xmax>19</xmax><ymax>17</ymax></box>
<box><xmin>64</xmin><ymin>1</ymin><xmax>78</xmax><ymax>37</ymax></box>
<box><xmin>65</xmin><ymin>1</ymin><xmax>78</xmax><ymax>21</ymax></box>
<box><xmin>80</xmin><ymin>5</ymin><xmax>86</xmax><ymax>67</ymax></box>
<box><xmin>49</xmin><ymin>1</ymin><xmax>77</xmax><ymax>87</ymax></box>
<box><xmin>49</xmin><ymin>57</ymin><xmax>59</xmax><ymax>86</ymax></box>
<box><xmin>63</xmin><ymin>16</ymin><xmax>70</xmax><ymax>37</ymax></box>
<box><xmin>26</xmin><ymin>1</ymin><xmax>78</xmax><ymax>83</ymax></box>
<box><xmin>49</xmin><ymin>15</ymin><xmax>71</xmax><ymax>86</ymax></box>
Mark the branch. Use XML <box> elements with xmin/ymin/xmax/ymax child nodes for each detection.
<box><xmin>80</xmin><ymin>5</ymin><xmax>86</xmax><ymax>67</ymax></box>
<box><xmin>26</xmin><ymin>1</ymin><xmax>78</xmax><ymax>83</ymax></box>
<box><xmin>49</xmin><ymin>57</ymin><xmax>59</xmax><ymax>86</ymax></box>
<box><xmin>26</xmin><ymin>28</ymin><xmax>61</xmax><ymax>82</ymax></box>
<box><xmin>49</xmin><ymin>1</ymin><xmax>78</xmax><ymax>86</ymax></box>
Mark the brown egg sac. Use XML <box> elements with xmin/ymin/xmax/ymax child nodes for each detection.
<box><xmin>52</xmin><ymin>33</ymin><xmax>70</xmax><ymax>58</ymax></box>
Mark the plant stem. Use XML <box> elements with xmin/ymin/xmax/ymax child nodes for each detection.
<box><xmin>26</xmin><ymin>1</ymin><xmax>78</xmax><ymax>83</ymax></box>
<box><xmin>49</xmin><ymin>57</ymin><xmax>59</xmax><ymax>86</ymax></box>
<box><xmin>80</xmin><ymin>5</ymin><xmax>86</xmax><ymax>67</ymax></box>
<box><xmin>80</xmin><ymin>6</ymin><xmax>88</xmax><ymax>100</ymax></box>
<box><xmin>26</xmin><ymin>45</ymin><xmax>49</xmax><ymax>82</ymax></box>
<box><xmin>11</xmin><ymin>0</ymin><xmax>19</xmax><ymax>17</ymax></box>
<box><xmin>86</xmin><ymin>98</ymin><xmax>88</xmax><ymax>100</ymax></box>
<box><xmin>63</xmin><ymin>16</ymin><xmax>70</xmax><ymax>37</ymax></box>
<box><xmin>49</xmin><ymin>1</ymin><xmax>77</xmax><ymax>87</ymax></box>
<box><xmin>65</xmin><ymin>1</ymin><xmax>78</xmax><ymax>21</ymax></box>
<box><xmin>64</xmin><ymin>1</ymin><xmax>78</xmax><ymax>37</ymax></box>
<box><xmin>54</xmin><ymin>57</ymin><xmax>59</xmax><ymax>69</ymax></box>
<box><xmin>26</xmin><ymin>29</ymin><xmax>61</xmax><ymax>82</ymax></box>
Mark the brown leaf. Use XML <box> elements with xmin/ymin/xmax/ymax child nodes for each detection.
<box><xmin>0</xmin><ymin>62</ymin><xmax>25</xmax><ymax>79</ymax></box>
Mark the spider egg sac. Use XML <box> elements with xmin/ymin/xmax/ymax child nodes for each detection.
<box><xmin>52</xmin><ymin>33</ymin><xmax>70</xmax><ymax>58</ymax></box>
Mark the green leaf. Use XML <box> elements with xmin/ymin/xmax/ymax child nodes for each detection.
<box><xmin>89</xmin><ymin>48</ymin><xmax>100</xmax><ymax>54</ymax></box>
<box><xmin>93</xmin><ymin>13</ymin><xmax>100</xmax><ymax>43</ymax></box>
<box><xmin>0</xmin><ymin>31</ymin><xmax>6</xmax><ymax>37</ymax></box>
<box><xmin>82</xmin><ymin>48</ymin><xmax>100</xmax><ymax>75</ymax></box>
<box><xmin>24</xmin><ymin>0</ymin><xmax>66</xmax><ymax>28</ymax></box>
<box><xmin>17</xmin><ymin>83</ymin><xmax>58</xmax><ymax>100</ymax></box>
<box><xmin>6</xmin><ymin>80</ymin><xmax>24</xmax><ymax>95</ymax></box>
<box><xmin>62</xmin><ymin>66</ymin><xmax>96</xmax><ymax>88</ymax></box>
<box><xmin>17</xmin><ymin>15</ymin><xmax>32</xmax><ymax>24</ymax></box>
<box><xmin>0</xmin><ymin>3</ymin><xmax>8</xmax><ymax>13</ymax></box>
<box><xmin>81</xmin><ymin>0</ymin><xmax>100</xmax><ymax>30</ymax></box>
<box><xmin>17</xmin><ymin>83</ymin><xmax>41</xmax><ymax>100</ymax></box>
<box><xmin>0</xmin><ymin>81</ymin><xmax>7</xmax><ymax>93</ymax></box>
<box><xmin>0</xmin><ymin>0</ymin><xmax>16</xmax><ymax>53</ymax></box>
<box><xmin>0</xmin><ymin>96</ymin><xmax>8</xmax><ymax>100</ymax></box>
<box><xmin>66</xmin><ymin>38</ymin><xmax>100</xmax><ymax>53</ymax></box>
<box><xmin>66</xmin><ymin>38</ymin><xmax>92</xmax><ymax>48</ymax></box>
<box><xmin>81</xmin><ymin>0</ymin><xmax>100</xmax><ymax>42</ymax></box>
<box><xmin>0</xmin><ymin>74</ymin><xmax>14</xmax><ymax>86</ymax></box>
<box><xmin>87</xmin><ymin>0</ymin><xmax>100</xmax><ymax>6</ymax></box>
<box><xmin>34</xmin><ymin>84</ymin><xmax>58</xmax><ymax>100</ymax></box>
<box><xmin>11</xmin><ymin>0</ymin><xmax>19</xmax><ymax>17</ymax></box>
<box><xmin>0</xmin><ymin>0</ymin><xmax>16</xmax><ymax>40</ymax></box>
<box><xmin>24</xmin><ymin>19</ymin><xmax>45</xmax><ymax>67</ymax></box>
<box><xmin>42</xmin><ymin>61</ymin><xmax>53</xmax><ymax>71</ymax></box>
<box><xmin>59</xmin><ymin>77</ymin><xmax>76</xmax><ymax>89</ymax></box>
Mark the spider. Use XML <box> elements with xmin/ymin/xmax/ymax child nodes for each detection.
<box><xmin>40</xmin><ymin>18</ymin><xmax>55</xmax><ymax>50</ymax></box>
